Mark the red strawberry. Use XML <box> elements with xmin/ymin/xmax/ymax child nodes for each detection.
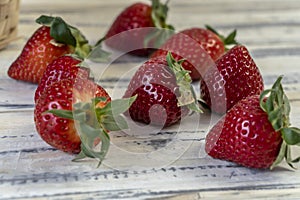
<box><xmin>200</xmin><ymin>45</ymin><xmax>264</xmax><ymax>114</ymax></box>
<box><xmin>151</xmin><ymin>26</ymin><xmax>238</xmax><ymax>80</ymax></box>
<box><xmin>7</xmin><ymin>26</ymin><xmax>72</xmax><ymax>83</ymax></box>
<box><xmin>205</xmin><ymin>76</ymin><xmax>300</xmax><ymax>169</ymax></box>
<box><xmin>8</xmin><ymin>15</ymin><xmax>91</xmax><ymax>83</ymax></box>
<box><xmin>102</xmin><ymin>0</ymin><xmax>174</xmax><ymax>56</ymax></box>
<box><xmin>34</xmin><ymin>75</ymin><xmax>136</xmax><ymax>164</ymax></box>
<box><xmin>34</xmin><ymin>78</ymin><xmax>111</xmax><ymax>154</ymax></box>
<box><xmin>123</xmin><ymin>52</ymin><xmax>201</xmax><ymax>127</ymax></box>
<box><xmin>34</xmin><ymin>55</ymin><xmax>90</xmax><ymax>102</ymax></box>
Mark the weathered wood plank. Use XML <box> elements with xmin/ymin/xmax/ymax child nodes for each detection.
<box><xmin>1</xmin><ymin>0</ymin><xmax>300</xmax><ymax>199</ymax></box>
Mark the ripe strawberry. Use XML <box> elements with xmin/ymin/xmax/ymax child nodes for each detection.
<box><xmin>34</xmin><ymin>78</ymin><xmax>111</xmax><ymax>154</ymax></box>
<box><xmin>205</xmin><ymin>76</ymin><xmax>300</xmax><ymax>169</ymax></box>
<box><xmin>34</xmin><ymin>55</ymin><xmax>90</xmax><ymax>102</ymax></box>
<box><xmin>34</xmin><ymin>76</ymin><xmax>136</xmax><ymax>164</ymax></box>
<box><xmin>123</xmin><ymin>52</ymin><xmax>201</xmax><ymax>127</ymax></box>
<box><xmin>8</xmin><ymin>15</ymin><xmax>91</xmax><ymax>83</ymax></box>
<box><xmin>200</xmin><ymin>45</ymin><xmax>264</xmax><ymax>114</ymax></box>
<box><xmin>151</xmin><ymin>26</ymin><xmax>238</xmax><ymax>80</ymax></box>
<box><xmin>102</xmin><ymin>0</ymin><xmax>174</xmax><ymax>56</ymax></box>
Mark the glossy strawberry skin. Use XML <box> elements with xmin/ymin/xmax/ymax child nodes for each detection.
<box><xmin>34</xmin><ymin>79</ymin><xmax>110</xmax><ymax>154</ymax></box>
<box><xmin>106</xmin><ymin>3</ymin><xmax>154</xmax><ymax>37</ymax></box>
<box><xmin>34</xmin><ymin>55</ymin><xmax>90</xmax><ymax>103</ymax></box>
<box><xmin>205</xmin><ymin>95</ymin><xmax>283</xmax><ymax>169</ymax></box>
<box><xmin>200</xmin><ymin>45</ymin><xmax>264</xmax><ymax>114</ymax></box>
<box><xmin>104</xmin><ymin>3</ymin><xmax>155</xmax><ymax>56</ymax></box>
<box><xmin>123</xmin><ymin>57</ymin><xmax>189</xmax><ymax>127</ymax></box>
<box><xmin>7</xmin><ymin>26</ymin><xmax>73</xmax><ymax>83</ymax></box>
<box><xmin>151</xmin><ymin>28</ymin><xmax>225</xmax><ymax>80</ymax></box>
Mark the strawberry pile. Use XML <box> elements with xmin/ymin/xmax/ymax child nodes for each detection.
<box><xmin>6</xmin><ymin>1</ymin><xmax>300</xmax><ymax>169</ymax></box>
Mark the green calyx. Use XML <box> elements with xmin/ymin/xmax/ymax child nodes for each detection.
<box><xmin>260</xmin><ymin>76</ymin><xmax>300</xmax><ymax>169</ymax></box>
<box><xmin>151</xmin><ymin>0</ymin><xmax>174</xmax><ymax>30</ymax></box>
<box><xmin>143</xmin><ymin>0</ymin><xmax>175</xmax><ymax>49</ymax></box>
<box><xmin>205</xmin><ymin>25</ymin><xmax>238</xmax><ymax>51</ymax></box>
<box><xmin>87</xmin><ymin>41</ymin><xmax>111</xmax><ymax>63</ymax></box>
<box><xmin>48</xmin><ymin>95</ymin><xmax>137</xmax><ymax>167</ymax></box>
<box><xmin>36</xmin><ymin>15</ymin><xmax>91</xmax><ymax>59</ymax></box>
<box><xmin>166</xmin><ymin>52</ymin><xmax>202</xmax><ymax>113</ymax></box>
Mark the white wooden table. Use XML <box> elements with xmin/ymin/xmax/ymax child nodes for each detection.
<box><xmin>1</xmin><ymin>0</ymin><xmax>300</xmax><ymax>199</ymax></box>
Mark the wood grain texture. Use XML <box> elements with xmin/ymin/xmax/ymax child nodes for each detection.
<box><xmin>0</xmin><ymin>0</ymin><xmax>300</xmax><ymax>199</ymax></box>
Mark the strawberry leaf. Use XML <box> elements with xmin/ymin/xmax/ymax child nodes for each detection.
<box><xmin>88</xmin><ymin>45</ymin><xmax>111</xmax><ymax>62</ymax></box>
<box><xmin>260</xmin><ymin>76</ymin><xmax>290</xmax><ymax>131</ymax></box>
<box><xmin>69</xmin><ymin>26</ymin><xmax>92</xmax><ymax>59</ymax></box>
<box><xmin>151</xmin><ymin>0</ymin><xmax>174</xmax><ymax>30</ymax></box>
<box><xmin>166</xmin><ymin>52</ymin><xmax>202</xmax><ymax>113</ymax></box>
<box><xmin>144</xmin><ymin>28</ymin><xmax>174</xmax><ymax>50</ymax></box>
<box><xmin>36</xmin><ymin>15</ymin><xmax>91</xmax><ymax>59</ymax></box>
<box><xmin>260</xmin><ymin>76</ymin><xmax>300</xmax><ymax>169</ymax></box>
<box><xmin>97</xmin><ymin>96</ymin><xmax>137</xmax><ymax>117</ymax></box>
<box><xmin>51</xmin><ymin>17</ymin><xmax>77</xmax><ymax>47</ymax></box>
<box><xmin>48</xmin><ymin>95</ymin><xmax>136</xmax><ymax>166</ymax></box>
<box><xmin>270</xmin><ymin>142</ymin><xmax>287</xmax><ymax>170</ymax></box>
<box><xmin>75</xmin><ymin>122</ymin><xmax>110</xmax><ymax>167</ymax></box>
<box><xmin>102</xmin><ymin>115</ymin><xmax>129</xmax><ymax>131</ymax></box>
<box><xmin>224</xmin><ymin>29</ymin><xmax>238</xmax><ymax>46</ymax></box>
<box><xmin>281</xmin><ymin>127</ymin><xmax>300</xmax><ymax>146</ymax></box>
<box><xmin>46</xmin><ymin>109</ymin><xmax>74</xmax><ymax>120</ymax></box>
<box><xmin>35</xmin><ymin>15</ymin><xmax>55</xmax><ymax>25</ymax></box>
<box><xmin>109</xmin><ymin>95</ymin><xmax>137</xmax><ymax>115</ymax></box>
<box><xmin>205</xmin><ymin>25</ymin><xmax>238</xmax><ymax>50</ymax></box>
<box><xmin>96</xmin><ymin>96</ymin><xmax>137</xmax><ymax>131</ymax></box>
<box><xmin>143</xmin><ymin>0</ymin><xmax>175</xmax><ymax>52</ymax></box>
<box><xmin>36</xmin><ymin>15</ymin><xmax>76</xmax><ymax>47</ymax></box>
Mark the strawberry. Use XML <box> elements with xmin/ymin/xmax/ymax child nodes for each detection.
<box><xmin>34</xmin><ymin>76</ymin><xmax>136</xmax><ymax>164</ymax></box>
<box><xmin>205</xmin><ymin>76</ymin><xmax>300</xmax><ymax>169</ymax></box>
<box><xmin>34</xmin><ymin>78</ymin><xmax>111</xmax><ymax>154</ymax></box>
<box><xmin>7</xmin><ymin>15</ymin><xmax>91</xmax><ymax>83</ymax></box>
<box><xmin>34</xmin><ymin>55</ymin><xmax>90</xmax><ymax>102</ymax></box>
<box><xmin>123</xmin><ymin>52</ymin><xmax>201</xmax><ymax>127</ymax></box>
<box><xmin>200</xmin><ymin>45</ymin><xmax>264</xmax><ymax>114</ymax></box>
<box><xmin>151</xmin><ymin>26</ymin><xmax>238</xmax><ymax>80</ymax></box>
<box><xmin>102</xmin><ymin>0</ymin><xmax>174</xmax><ymax>57</ymax></box>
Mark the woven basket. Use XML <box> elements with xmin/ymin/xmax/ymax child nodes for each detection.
<box><xmin>0</xmin><ymin>0</ymin><xmax>19</xmax><ymax>50</ymax></box>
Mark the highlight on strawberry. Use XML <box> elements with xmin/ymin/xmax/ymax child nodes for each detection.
<box><xmin>7</xmin><ymin>15</ymin><xmax>91</xmax><ymax>83</ymax></box>
<box><xmin>200</xmin><ymin>45</ymin><xmax>264</xmax><ymax>114</ymax></box>
<box><xmin>123</xmin><ymin>52</ymin><xmax>202</xmax><ymax>127</ymax></box>
<box><xmin>95</xmin><ymin>0</ymin><xmax>174</xmax><ymax>57</ymax></box>
<box><xmin>205</xmin><ymin>76</ymin><xmax>300</xmax><ymax>169</ymax></box>
<box><xmin>34</xmin><ymin>55</ymin><xmax>90</xmax><ymax>102</ymax></box>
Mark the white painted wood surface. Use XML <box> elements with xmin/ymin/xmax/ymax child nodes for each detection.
<box><xmin>1</xmin><ymin>0</ymin><xmax>300</xmax><ymax>199</ymax></box>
